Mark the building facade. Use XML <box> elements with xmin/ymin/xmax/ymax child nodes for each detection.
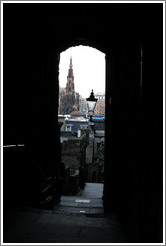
<box><xmin>94</xmin><ymin>93</ymin><xmax>105</xmax><ymax>116</ymax></box>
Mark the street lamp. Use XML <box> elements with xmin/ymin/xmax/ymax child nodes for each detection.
<box><xmin>86</xmin><ymin>90</ymin><xmax>98</xmax><ymax>121</ymax></box>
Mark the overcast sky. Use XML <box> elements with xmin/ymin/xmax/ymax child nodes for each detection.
<box><xmin>59</xmin><ymin>45</ymin><xmax>105</xmax><ymax>98</ymax></box>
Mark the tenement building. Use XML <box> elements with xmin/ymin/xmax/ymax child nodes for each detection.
<box><xmin>59</xmin><ymin>57</ymin><xmax>79</xmax><ymax>114</ymax></box>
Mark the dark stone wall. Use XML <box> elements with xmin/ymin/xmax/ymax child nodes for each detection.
<box><xmin>104</xmin><ymin>45</ymin><xmax>141</xmax><ymax>240</ymax></box>
<box><xmin>3</xmin><ymin>3</ymin><xmax>163</xmax><ymax>243</ymax></box>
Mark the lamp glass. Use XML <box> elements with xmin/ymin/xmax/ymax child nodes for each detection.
<box><xmin>87</xmin><ymin>101</ymin><xmax>97</xmax><ymax>115</ymax></box>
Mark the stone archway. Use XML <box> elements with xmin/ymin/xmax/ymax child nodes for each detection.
<box><xmin>57</xmin><ymin>45</ymin><xmax>106</xmax><ymax>199</ymax></box>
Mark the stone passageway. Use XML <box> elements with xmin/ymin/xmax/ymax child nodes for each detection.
<box><xmin>4</xmin><ymin>183</ymin><xmax>126</xmax><ymax>243</ymax></box>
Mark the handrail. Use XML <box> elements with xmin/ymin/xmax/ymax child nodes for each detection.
<box><xmin>3</xmin><ymin>144</ymin><xmax>25</xmax><ymax>148</ymax></box>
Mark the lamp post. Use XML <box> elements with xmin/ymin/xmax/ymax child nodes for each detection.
<box><xmin>86</xmin><ymin>90</ymin><xmax>98</xmax><ymax>122</ymax></box>
<box><xmin>86</xmin><ymin>90</ymin><xmax>98</xmax><ymax>182</ymax></box>
<box><xmin>86</xmin><ymin>90</ymin><xmax>105</xmax><ymax>183</ymax></box>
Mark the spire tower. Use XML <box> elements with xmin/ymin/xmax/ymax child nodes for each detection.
<box><xmin>59</xmin><ymin>56</ymin><xmax>79</xmax><ymax>115</ymax></box>
<box><xmin>66</xmin><ymin>56</ymin><xmax>74</xmax><ymax>96</ymax></box>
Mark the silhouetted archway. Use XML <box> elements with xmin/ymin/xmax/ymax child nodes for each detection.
<box><xmin>57</xmin><ymin>45</ymin><xmax>106</xmax><ymax>200</ymax></box>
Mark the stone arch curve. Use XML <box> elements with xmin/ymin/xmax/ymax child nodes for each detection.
<box><xmin>58</xmin><ymin>38</ymin><xmax>107</xmax><ymax>55</ymax></box>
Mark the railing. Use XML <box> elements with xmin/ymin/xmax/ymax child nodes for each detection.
<box><xmin>3</xmin><ymin>144</ymin><xmax>25</xmax><ymax>148</ymax></box>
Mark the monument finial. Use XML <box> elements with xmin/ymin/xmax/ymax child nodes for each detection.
<box><xmin>69</xmin><ymin>56</ymin><xmax>72</xmax><ymax>68</ymax></box>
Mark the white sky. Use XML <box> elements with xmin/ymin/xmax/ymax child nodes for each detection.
<box><xmin>58</xmin><ymin>45</ymin><xmax>105</xmax><ymax>98</ymax></box>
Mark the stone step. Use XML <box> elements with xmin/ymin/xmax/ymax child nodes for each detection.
<box><xmin>59</xmin><ymin>195</ymin><xmax>103</xmax><ymax>207</ymax></box>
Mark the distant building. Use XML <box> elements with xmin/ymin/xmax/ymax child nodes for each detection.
<box><xmin>79</xmin><ymin>95</ymin><xmax>87</xmax><ymax>113</ymax></box>
<box><xmin>95</xmin><ymin>93</ymin><xmax>105</xmax><ymax>101</ymax></box>
<box><xmin>94</xmin><ymin>92</ymin><xmax>105</xmax><ymax>116</ymax></box>
<box><xmin>59</xmin><ymin>57</ymin><xmax>79</xmax><ymax>114</ymax></box>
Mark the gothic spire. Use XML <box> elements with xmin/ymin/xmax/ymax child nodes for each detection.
<box><xmin>67</xmin><ymin>56</ymin><xmax>74</xmax><ymax>79</ymax></box>
<box><xmin>69</xmin><ymin>56</ymin><xmax>73</xmax><ymax>69</ymax></box>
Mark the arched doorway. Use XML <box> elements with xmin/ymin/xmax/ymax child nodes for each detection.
<box><xmin>56</xmin><ymin>45</ymin><xmax>106</xmax><ymax>213</ymax></box>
